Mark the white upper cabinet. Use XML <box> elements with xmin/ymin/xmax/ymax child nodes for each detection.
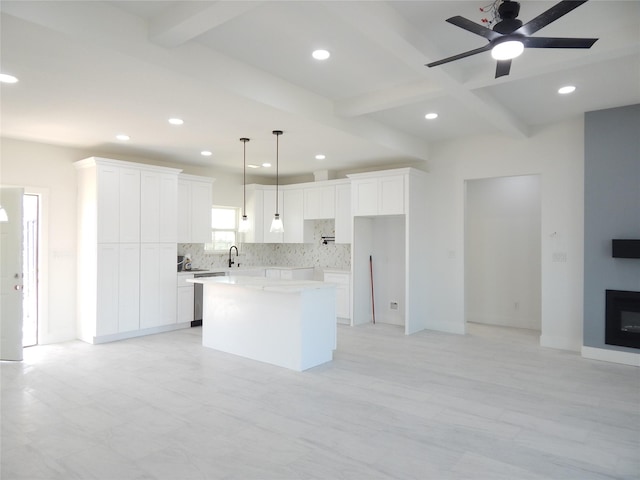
<box><xmin>177</xmin><ymin>174</ymin><xmax>214</xmax><ymax>244</ymax></box>
<box><xmin>303</xmin><ymin>186</ymin><xmax>335</xmax><ymax>219</ymax></box>
<box><xmin>118</xmin><ymin>168</ymin><xmax>141</xmax><ymax>243</ymax></box>
<box><xmin>284</xmin><ymin>188</ymin><xmax>313</xmax><ymax>243</ymax></box>
<box><xmin>335</xmin><ymin>183</ymin><xmax>352</xmax><ymax>244</ymax></box>
<box><xmin>242</xmin><ymin>185</ymin><xmax>264</xmax><ymax>244</ymax></box>
<box><xmin>349</xmin><ymin>171</ymin><xmax>405</xmax><ymax>216</ymax></box>
<box><xmin>95</xmin><ymin>164</ymin><xmax>140</xmax><ymax>243</ymax></box>
<box><xmin>141</xmin><ymin>171</ymin><xmax>178</xmax><ymax>243</ymax></box>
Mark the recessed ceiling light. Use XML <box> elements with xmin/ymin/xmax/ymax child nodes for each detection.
<box><xmin>262</xmin><ymin>162</ymin><xmax>272</xmax><ymax>168</ymax></box>
<box><xmin>0</xmin><ymin>73</ymin><xmax>19</xmax><ymax>84</ymax></box>
<box><xmin>115</xmin><ymin>134</ymin><xmax>130</xmax><ymax>141</ymax></box>
<box><xmin>425</xmin><ymin>113</ymin><xmax>438</xmax><ymax>120</ymax></box>
<box><xmin>312</xmin><ymin>49</ymin><xmax>330</xmax><ymax>60</ymax></box>
<box><xmin>247</xmin><ymin>164</ymin><xmax>260</xmax><ymax>169</ymax></box>
<box><xmin>558</xmin><ymin>85</ymin><xmax>576</xmax><ymax>95</ymax></box>
<box><xmin>200</xmin><ymin>150</ymin><xmax>212</xmax><ymax>156</ymax></box>
<box><xmin>168</xmin><ymin>118</ymin><xmax>184</xmax><ymax>125</ymax></box>
<box><xmin>315</xmin><ymin>154</ymin><xmax>326</xmax><ymax>160</ymax></box>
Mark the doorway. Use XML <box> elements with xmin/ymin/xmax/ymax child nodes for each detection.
<box><xmin>23</xmin><ymin>193</ymin><xmax>39</xmax><ymax>347</ymax></box>
<box><xmin>464</xmin><ymin>175</ymin><xmax>541</xmax><ymax>331</ymax></box>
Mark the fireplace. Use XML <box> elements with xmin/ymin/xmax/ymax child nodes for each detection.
<box><xmin>605</xmin><ymin>290</ymin><xmax>640</xmax><ymax>349</ymax></box>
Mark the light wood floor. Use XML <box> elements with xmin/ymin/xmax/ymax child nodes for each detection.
<box><xmin>2</xmin><ymin>322</ymin><xmax>638</xmax><ymax>479</ymax></box>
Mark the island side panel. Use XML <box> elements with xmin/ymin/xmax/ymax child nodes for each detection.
<box><xmin>299</xmin><ymin>287</ymin><xmax>337</xmax><ymax>370</ymax></box>
<box><xmin>202</xmin><ymin>283</ymin><xmax>304</xmax><ymax>371</ymax></box>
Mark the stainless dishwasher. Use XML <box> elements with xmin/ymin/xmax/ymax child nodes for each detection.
<box><xmin>192</xmin><ymin>271</ymin><xmax>226</xmax><ymax>327</ymax></box>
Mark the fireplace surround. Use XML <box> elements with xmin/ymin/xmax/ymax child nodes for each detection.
<box><xmin>605</xmin><ymin>290</ymin><xmax>640</xmax><ymax>349</ymax></box>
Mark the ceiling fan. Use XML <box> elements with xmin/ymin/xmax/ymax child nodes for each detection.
<box><xmin>426</xmin><ymin>0</ymin><xmax>598</xmax><ymax>78</ymax></box>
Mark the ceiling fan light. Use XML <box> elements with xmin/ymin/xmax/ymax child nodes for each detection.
<box><xmin>491</xmin><ymin>40</ymin><xmax>524</xmax><ymax>60</ymax></box>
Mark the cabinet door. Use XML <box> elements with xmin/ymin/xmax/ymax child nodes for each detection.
<box><xmin>265</xmin><ymin>269</ymin><xmax>281</xmax><ymax>279</ymax></box>
<box><xmin>242</xmin><ymin>188</ymin><xmax>263</xmax><ymax>244</ymax></box>
<box><xmin>96</xmin><ymin>244</ymin><xmax>119</xmax><ymax>336</ymax></box>
<box><xmin>335</xmin><ymin>184</ymin><xmax>351</xmax><ymax>244</ymax></box>
<box><xmin>158</xmin><ymin>244</ymin><xmax>177</xmax><ymax>326</ymax></box>
<box><xmin>119</xmin><ymin>168</ymin><xmax>140</xmax><ymax>243</ymax></box>
<box><xmin>158</xmin><ymin>174</ymin><xmax>178</xmax><ymax>243</ymax></box>
<box><xmin>303</xmin><ymin>188</ymin><xmax>322</xmax><ymax>219</ymax></box>
<box><xmin>304</xmin><ymin>186</ymin><xmax>335</xmax><ymax>219</ymax></box>
<box><xmin>352</xmin><ymin>179</ymin><xmax>378</xmax><ymax>216</ymax></box>
<box><xmin>335</xmin><ymin>284</ymin><xmax>350</xmax><ymax>319</ymax></box>
<box><xmin>176</xmin><ymin>180</ymin><xmax>191</xmax><ymax>243</ymax></box>
<box><xmin>320</xmin><ymin>186</ymin><xmax>336</xmax><ymax>219</ymax></box>
<box><xmin>97</xmin><ymin>165</ymin><xmax>120</xmax><ymax>243</ymax></box>
<box><xmin>140</xmin><ymin>172</ymin><xmax>160</xmax><ymax>243</ymax></box>
<box><xmin>262</xmin><ymin>189</ymin><xmax>284</xmax><ymax>243</ymax></box>
<box><xmin>190</xmin><ymin>181</ymin><xmax>213</xmax><ymax>244</ymax></box>
<box><xmin>177</xmin><ymin>286</ymin><xmax>194</xmax><ymax>324</ymax></box>
<box><xmin>379</xmin><ymin>175</ymin><xmax>405</xmax><ymax>215</ymax></box>
<box><xmin>118</xmin><ymin>243</ymin><xmax>140</xmax><ymax>333</ymax></box>
<box><xmin>284</xmin><ymin>189</ymin><xmax>312</xmax><ymax>243</ymax></box>
<box><xmin>139</xmin><ymin>244</ymin><xmax>160</xmax><ymax>329</ymax></box>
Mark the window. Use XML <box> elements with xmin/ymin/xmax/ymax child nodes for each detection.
<box><xmin>205</xmin><ymin>206</ymin><xmax>238</xmax><ymax>253</ymax></box>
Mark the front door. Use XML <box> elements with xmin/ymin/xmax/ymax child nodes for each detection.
<box><xmin>1</xmin><ymin>187</ymin><xmax>24</xmax><ymax>361</ymax></box>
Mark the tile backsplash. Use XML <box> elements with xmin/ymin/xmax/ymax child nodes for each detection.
<box><xmin>178</xmin><ymin>220</ymin><xmax>350</xmax><ymax>271</ymax></box>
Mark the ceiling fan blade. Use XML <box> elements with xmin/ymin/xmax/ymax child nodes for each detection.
<box><xmin>426</xmin><ymin>44</ymin><xmax>493</xmax><ymax>68</ymax></box>
<box><xmin>516</xmin><ymin>0</ymin><xmax>589</xmax><ymax>37</ymax></box>
<box><xmin>446</xmin><ymin>16</ymin><xmax>501</xmax><ymax>41</ymax></box>
<box><xmin>522</xmin><ymin>36</ymin><xmax>598</xmax><ymax>49</ymax></box>
<box><xmin>495</xmin><ymin>60</ymin><xmax>512</xmax><ymax>78</ymax></box>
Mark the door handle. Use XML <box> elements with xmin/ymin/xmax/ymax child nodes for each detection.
<box><xmin>14</xmin><ymin>285</ymin><xmax>23</xmax><ymax>291</ymax></box>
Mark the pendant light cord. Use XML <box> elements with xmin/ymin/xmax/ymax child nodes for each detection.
<box><xmin>240</xmin><ymin>138</ymin><xmax>250</xmax><ymax>218</ymax></box>
<box><xmin>273</xmin><ymin>130</ymin><xmax>283</xmax><ymax>215</ymax></box>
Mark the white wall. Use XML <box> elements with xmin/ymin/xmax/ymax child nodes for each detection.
<box><xmin>0</xmin><ymin>137</ymin><xmax>244</xmax><ymax>343</ymax></box>
<box><xmin>425</xmin><ymin>118</ymin><xmax>584</xmax><ymax>351</ymax></box>
<box><xmin>465</xmin><ymin>175</ymin><xmax>541</xmax><ymax>330</ymax></box>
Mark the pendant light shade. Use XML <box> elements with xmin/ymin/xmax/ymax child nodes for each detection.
<box><xmin>270</xmin><ymin>130</ymin><xmax>284</xmax><ymax>233</ymax></box>
<box><xmin>238</xmin><ymin>137</ymin><xmax>250</xmax><ymax>233</ymax></box>
<box><xmin>0</xmin><ymin>205</ymin><xmax>8</xmax><ymax>222</ymax></box>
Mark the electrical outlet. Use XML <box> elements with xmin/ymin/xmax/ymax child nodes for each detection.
<box><xmin>390</xmin><ymin>301</ymin><xmax>398</xmax><ymax>310</ymax></box>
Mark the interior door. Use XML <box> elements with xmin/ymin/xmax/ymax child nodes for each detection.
<box><xmin>1</xmin><ymin>187</ymin><xmax>24</xmax><ymax>360</ymax></box>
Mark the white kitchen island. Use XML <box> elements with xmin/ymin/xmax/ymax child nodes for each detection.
<box><xmin>188</xmin><ymin>276</ymin><xmax>336</xmax><ymax>371</ymax></box>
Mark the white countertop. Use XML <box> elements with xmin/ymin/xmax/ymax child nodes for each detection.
<box><xmin>187</xmin><ymin>275</ymin><xmax>334</xmax><ymax>293</ymax></box>
<box><xmin>178</xmin><ymin>265</ymin><xmax>314</xmax><ymax>275</ymax></box>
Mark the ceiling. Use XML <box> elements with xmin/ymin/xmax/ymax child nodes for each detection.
<box><xmin>1</xmin><ymin>1</ymin><xmax>639</xmax><ymax>177</ymax></box>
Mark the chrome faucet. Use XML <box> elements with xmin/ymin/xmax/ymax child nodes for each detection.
<box><xmin>228</xmin><ymin>245</ymin><xmax>238</xmax><ymax>268</ymax></box>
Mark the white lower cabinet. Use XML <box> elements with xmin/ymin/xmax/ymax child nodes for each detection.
<box><xmin>140</xmin><ymin>243</ymin><xmax>177</xmax><ymax>329</ymax></box>
<box><xmin>323</xmin><ymin>271</ymin><xmax>351</xmax><ymax>322</ymax></box>
<box><xmin>177</xmin><ymin>273</ymin><xmax>194</xmax><ymax>325</ymax></box>
<box><xmin>118</xmin><ymin>243</ymin><xmax>141</xmax><ymax>333</ymax></box>
<box><xmin>95</xmin><ymin>243</ymin><xmax>140</xmax><ymax>337</ymax></box>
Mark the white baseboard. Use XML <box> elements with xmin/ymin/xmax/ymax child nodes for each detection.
<box><xmin>90</xmin><ymin>322</ymin><xmax>192</xmax><ymax>345</ymax></box>
<box><xmin>581</xmin><ymin>346</ymin><xmax>640</xmax><ymax>366</ymax></box>
<box><xmin>540</xmin><ymin>334</ymin><xmax>581</xmax><ymax>352</ymax></box>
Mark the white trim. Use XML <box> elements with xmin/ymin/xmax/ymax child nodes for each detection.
<box><xmin>22</xmin><ymin>187</ymin><xmax>50</xmax><ymax>345</ymax></box>
<box><xmin>89</xmin><ymin>322</ymin><xmax>192</xmax><ymax>345</ymax></box>
<box><xmin>581</xmin><ymin>346</ymin><xmax>640</xmax><ymax>367</ymax></box>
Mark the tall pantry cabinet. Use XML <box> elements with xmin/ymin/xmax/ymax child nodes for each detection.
<box><xmin>75</xmin><ymin>157</ymin><xmax>182</xmax><ymax>344</ymax></box>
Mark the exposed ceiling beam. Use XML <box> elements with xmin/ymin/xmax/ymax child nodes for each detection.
<box><xmin>1</xmin><ymin>0</ymin><xmax>429</xmax><ymax>161</ymax></box>
<box><xmin>149</xmin><ymin>1</ymin><xmax>264</xmax><ymax>48</ymax></box>
<box><xmin>326</xmin><ymin>1</ymin><xmax>529</xmax><ymax>139</ymax></box>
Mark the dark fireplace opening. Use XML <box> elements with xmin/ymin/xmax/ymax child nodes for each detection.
<box><xmin>606</xmin><ymin>290</ymin><xmax>640</xmax><ymax>349</ymax></box>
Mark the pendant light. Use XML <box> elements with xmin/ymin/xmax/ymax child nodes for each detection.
<box><xmin>238</xmin><ymin>137</ymin><xmax>250</xmax><ymax>233</ymax></box>
<box><xmin>270</xmin><ymin>130</ymin><xmax>284</xmax><ymax>233</ymax></box>
<box><xmin>0</xmin><ymin>205</ymin><xmax>8</xmax><ymax>222</ymax></box>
